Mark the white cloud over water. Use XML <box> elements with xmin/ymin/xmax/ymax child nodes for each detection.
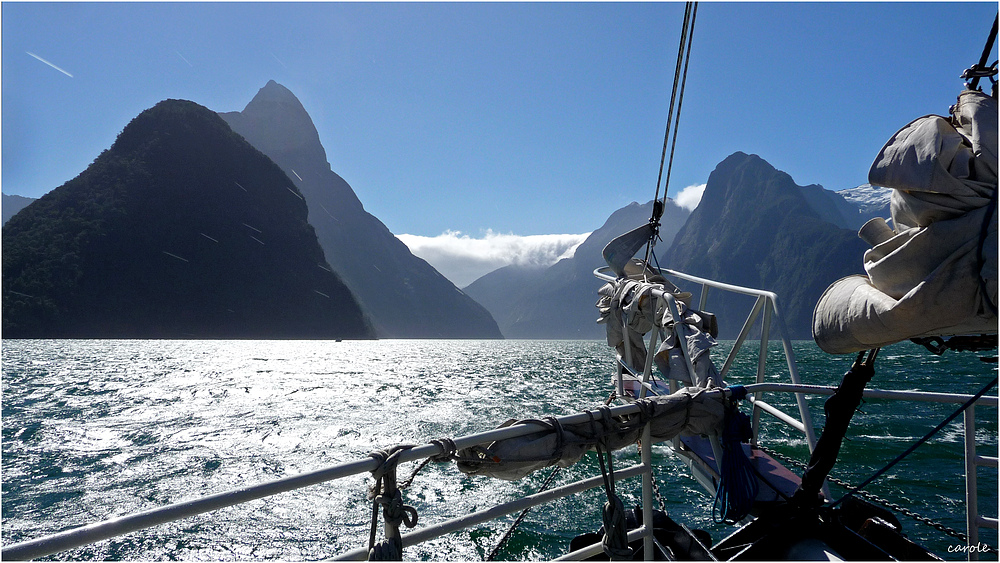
<box><xmin>397</xmin><ymin>230</ymin><xmax>590</xmax><ymax>288</ymax></box>
<box><xmin>675</xmin><ymin>183</ymin><xmax>706</xmax><ymax>212</ymax></box>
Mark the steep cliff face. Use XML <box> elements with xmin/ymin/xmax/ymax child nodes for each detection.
<box><xmin>465</xmin><ymin>199</ymin><xmax>690</xmax><ymax>339</ymax></box>
<box><xmin>661</xmin><ymin>152</ymin><xmax>868</xmax><ymax>338</ymax></box>
<box><xmin>2</xmin><ymin>99</ymin><xmax>373</xmax><ymax>339</ymax></box>
<box><xmin>221</xmin><ymin>81</ymin><xmax>502</xmax><ymax>338</ymax></box>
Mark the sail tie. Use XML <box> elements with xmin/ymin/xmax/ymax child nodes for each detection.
<box><xmin>589</xmin><ymin>408</ymin><xmax>635</xmax><ymax>560</ymax></box>
<box><xmin>367</xmin><ymin>446</ymin><xmax>419</xmax><ymax>561</ymax></box>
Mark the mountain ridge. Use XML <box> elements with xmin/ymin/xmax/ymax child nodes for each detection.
<box><xmin>464</xmin><ymin>199</ymin><xmax>690</xmax><ymax>339</ymax></box>
<box><xmin>3</xmin><ymin>99</ymin><xmax>373</xmax><ymax>339</ymax></box>
<box><xmin>220</xmin><ymin>81</ymin><xmax>502</xmax><ymax>338</ymax></box>
<box><xmin>661</xmin><ymin>151</ymin><xmax>869</xmax><ymax>339</ymax></box>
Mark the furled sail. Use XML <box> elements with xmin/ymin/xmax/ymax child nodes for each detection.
<box><xmin>813</xmin><ymin>90</ymin><xmax>998</xmax><ymax>353</ymax></box>
<box><xmin>455</xmin><ymin>387</ymin><xmax>726</xmax><ymax>480</ymax></box>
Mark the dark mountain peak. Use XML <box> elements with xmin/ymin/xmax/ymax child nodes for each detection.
<box><xmin>223</xmin><ymin>80</ymin><xmax>325</xmax><ymax>160</ymax></box>
<box><xmin>114</xmin><ymin>99</ymin><xmax>239</xmax><ymax>156</ymax></box>
<box><xmin>3</xmin><ymin>98</ymin><xmax>372</xmax><ymax>339</ymax></box>
<box><xmin>244</xmin><ymin>80</ymin><xmax>307</xmax><ymax>118</ymax></box>
<box><xmin>221</xmin><ymin>82</ymin><xmax>502</xmax><ymax>338</ymax></box>
<box><xmin>663</xmin><ymin>152</ymin><xmax>868</xmax><ymax>338</ymax></box>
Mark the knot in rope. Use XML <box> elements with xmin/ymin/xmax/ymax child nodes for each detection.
<box><xmin>374</xmin><ymin>489</ymin><xmax>418</xmax><ymax>530</ymax></box>
<box><xmin>587</xmin><ymin>409</ymin><xmax>635</xmax><ymax>560</ymax></box>
<box><xmin>601</xmin><ymin>495</ymin><xmax>634</xmax><ymax>560</ymax></box>
<box><xmin>429</xmin><ymin>438</ymin><xmax>458</xmax><ymax>462</ymax></box>
<box><xmin>368</xmin><ymin>445</ymin><xmax>415</xmax><ymax>489</ymax></box>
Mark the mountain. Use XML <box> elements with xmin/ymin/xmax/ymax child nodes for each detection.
<box><xmin>2</xmin><ymin>99</ymin><xmax>373</xmax><ymax>339</ymax></box>
<box><xmin>837</xmin><ymin>184</ymin><xmax>892</xmax><ymax>226</ymax></box>
<box><xmin>661</xmin><ymin>152</ymin><xmax>869</xmax><ymax>339</ymax></box>
<box><xmin>220</xmin><ymin>81</ymin><xmax>501</xmax><ymax>338</ymax></box>
<box><xmin>3</xmin><ymin>194</ymin><xmax>36</xmax><ymax>224</ymax></box>
<box><xmin>464</xmin><ymin>199</ymin><xmax>690</xmax><ymax>338</ymax></box>
<box><xmin>799</xmin><ymin>183</ymin><xmax>869</xmax><ymax>230</ymax></box>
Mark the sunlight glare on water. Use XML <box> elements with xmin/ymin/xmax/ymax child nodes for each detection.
<box><xmin>2</xmin><ymin>339</ymin><xmax>996</xmax><ymax>560</ymax></box>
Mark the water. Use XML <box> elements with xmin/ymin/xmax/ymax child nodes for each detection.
<box><xmin>2</xmin><ymin>339</ymin><xmax>997</xmax><ymax>560</ymax></box>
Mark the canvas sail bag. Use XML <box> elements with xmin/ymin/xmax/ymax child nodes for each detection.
<box><xmin>813</xmin><ymin>90</ymin><xmax>998</xmax><ymax>353</ymax></box>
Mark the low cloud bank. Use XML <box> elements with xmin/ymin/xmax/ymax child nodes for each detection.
<box><xmin>397</xmin><ymin>230</ymin><xmax>590</xmax><ymax>288</ymax></box>
<box><xmin>675</xmin><ymin>183</ymin><xmax>706</xmax><ymax>212</ymax></box>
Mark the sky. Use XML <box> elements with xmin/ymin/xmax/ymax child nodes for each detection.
<box><xmin>3</xmin><ymin>2</ymin><xmax>997</xmax><ymax>284</ymax></box>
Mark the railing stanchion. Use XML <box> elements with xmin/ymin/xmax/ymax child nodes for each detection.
<box><xmin>641</xmin><ymin>423</ymin><xmax>655</xmax><ymax>560</ymax></box>
<box><xmin>965</xmin><ymin>406</ymin><xmax>980</xmax><ymax>560</ymax></box>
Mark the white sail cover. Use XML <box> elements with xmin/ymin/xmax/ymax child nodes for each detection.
<box><xmin>813</xmin><ymin>90</ymin><xmax>998</xmax><ymax>354</ymax></box>
<box><xmin>455</xmin><ymin>388</ymin><xmax>726</xmax><ymax>480</ymax></box>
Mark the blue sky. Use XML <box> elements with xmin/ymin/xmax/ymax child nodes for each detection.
<box><xmin>3</xmin><ymin>2</ymin><xmax>997</xmax><ymax>244</ymax></box>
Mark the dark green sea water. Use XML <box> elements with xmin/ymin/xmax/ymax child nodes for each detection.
<box><xmin>2</xmin><ymin>339</ymin><xmax>997</xmax><ymax>560</ymax></box>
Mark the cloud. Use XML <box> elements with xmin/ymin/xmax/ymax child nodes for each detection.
<box><xmin>675</xmin><ymin>183</ymin><xmax>706</xmax><ymax>212</ymax></box>
<box><xmin>396</xmin><ymin>230</ymin><xmax>590</xmax><ymax>288</ymax></box>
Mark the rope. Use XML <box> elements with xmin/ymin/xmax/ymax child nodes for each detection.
<box><xmin>367</xmin><ymin>446</ymin><xmax>419</xmax><ymax>561</ymax></box>
<box><xmin>644</xmin><ymin>1</ymin><xmax>698</xmax><ymax>267</ymax></box>
<box><xmin>590</xmin><ymin>409</ymin><xmax>634</xmax><ymax>560</ymax></box>
<box><xmin>397</xmin><ymin>438</ymin><xmax>459</xmax><ymax>490</ymax></box>
<box><xmin>759</xmin><ymin>444</ymin><xmax>996</xmax><ymax>553</ymax></box>
<box><xmin>712</xmin><ymin>403</ymin><xmax>759</xmax><ymax>523</ymax></box>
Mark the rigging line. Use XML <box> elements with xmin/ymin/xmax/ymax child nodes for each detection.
<box><xmin>660</xmin><ymin>2</ymin><xmax>698</xmax><ymax>214</ymax></box>
<box><xmin>485</xmin><ymin>466</ymin><xmax>562</xmax><ymax>561</ymax></box>
<box><xmin>645</xmin><ymin>1</ymin><xmax>697</xmax><ymax>268</ymax></box>
<box><xmin>651</xmin><ymin>1</ymin><xmax>694</xmax><ymax>210</ymax></box>
<box><xmin>830</xmin><ymin>376</ymin><xmax>998</xmax><ymax>508</ymax></box>
<box><xmin>968</xmin><ymin>14</ymin><xmax>998</xmax><ymax>92</ymax></box>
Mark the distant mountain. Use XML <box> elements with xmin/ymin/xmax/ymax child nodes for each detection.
<box><xmin>220</xmin><ymin>81</ymin><xmax>501</xmax><ymax>338</ymax></box>
<box><xmin>837</xmin><ymin>184</ymin><xmax>892</xmax><ymax>226</ymax></box>
<box><xmin>465</xmin><ymin>199</ymin><xmax>690</xmax><ymax>338</ymax></box>
<box><xmin>3</xmin><ymin>99</ymin><xmax>373</xmax><ymax>339</ymax></box>
<box><xmin>661</xmin><ymin>152</ymin><xmax>869</xmax><ymax>339</ymax></box>
<box><xmin>3</xmin><ymin>194</ymin><xmax>35</xmax><ymax>224</ymax></box>
<box><xmin>799</xmin><ymin>183</ymin><xmax>869</xmax><ymax>231</ymax></box>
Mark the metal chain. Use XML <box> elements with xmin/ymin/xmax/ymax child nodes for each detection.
<box><xmin>650</xmin><ymin>464</ymin><xmax>670</xmax><ymax>513</ymax></box>
<box><xmin>756</xmin><ymin>444</ymin><xmax>995</xmax><ymax>551</ymax></box>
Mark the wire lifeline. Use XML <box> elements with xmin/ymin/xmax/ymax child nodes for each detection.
<box><xmin>831</xmin><ymin>376</ymin><xmax>998</xmax><ymax>508</ymax></box>
<box><xmin>485</xmin><ymin>465</ymin><xmax>562</xmax><ymax>561</ymax></box>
